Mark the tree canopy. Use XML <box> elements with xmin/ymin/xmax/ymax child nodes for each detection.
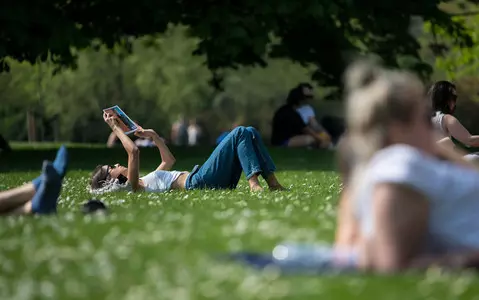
<box><xmin>1</xmin><ymin>0</ymin><xmax>475</xmax><ymax>91</ymax></box>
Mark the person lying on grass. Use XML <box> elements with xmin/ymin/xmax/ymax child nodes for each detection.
<box><xmin>0</xmin><ymin>146</ymin><xmax>68</xmax><ymax>215</ymax></box>
<box><xmin>332</xmin><ymin>61</ymin><xmax>479</xmax><ymax>273</ymax></box>
<box><xmin>89</xmin><ymin>112</ymin><xmax>285</xmax><ymax>194</ymax></box>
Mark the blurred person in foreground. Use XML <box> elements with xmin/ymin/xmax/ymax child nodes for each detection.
<box><xmin>89</xmin><ymin>112</ymin><xmax>285</xmax><ymax>194</ymax></box>
<box><xmin>271</xmin><ymin>83</ymin><xmax>332</xmax><ymax>148</ymax></box>
<box><xmin>334</xmin><ymin>60</ymin><xmax>479</xmax><ymax>273</ymax></box>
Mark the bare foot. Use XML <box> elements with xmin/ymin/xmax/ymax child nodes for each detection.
<box><xmin>269</xmin><ymin>184</ymin><xmax>288</xmax><ymax>191</ymax></box>
<box><xmin>250</xmin><ymin>184</ymin><xmax>264</xmax><ymax>192</ymax></box>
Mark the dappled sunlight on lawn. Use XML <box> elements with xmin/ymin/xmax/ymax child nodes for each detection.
<box><xmin>1</xmin><ymin>148</ymin><xmax>479</xmax><ymax>299</ymax></box>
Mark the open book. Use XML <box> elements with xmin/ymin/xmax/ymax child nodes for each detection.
<box><xmin>103</xmin><ymin>105</ymin><xmax>139</xmax><ymax>135</ymax></box>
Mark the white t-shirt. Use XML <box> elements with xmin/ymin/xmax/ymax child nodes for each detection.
<box><xmin>354</xmin><ymin>144</ymin><xmax>479</xmax><ymax>253</ymax></box>
<box><xmin>296</xmin><ymin>105</ymin><xmax>316</xmax><ymax>125</ymax></box>
<box><xmin>140</xmin><ymin>170</ymin><xmax>186</xmax><ymax>192</ymax></box>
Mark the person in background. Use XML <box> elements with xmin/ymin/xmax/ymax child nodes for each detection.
<box><xmin>320</xmin><ymin>115</ymin><xmax>346</xmax><ymax>145</ymax></box>
<box><xmin>430</xmin><ymin>80</ymin><xmax>479</xmax><ymax>161</ymax></box>
<box><xmin>134</xmin><ymin>137</ymin><xmax>155</xmax><ymax>147</ymax></box>
<box><xmin>171</xmin><ymin>116</ymin><xmax>188</xmax><ymax>146</ymax></box>
<box><xmin>271</xmin><ymin>83</ymin><xmax>331</xmax><ymax>148</ymax></box>
<box><xmin>294</xmin><ymin>83</ymin><xmax>335</xmax><ymax>148</ymax></box>
<box><xmin>187</xmin><ymin>118</ymin><xmax>202</xmax><ymax>146</ymax></box>
<box><xmin>108</xmin><ymin>132</ymin><xmax>157</xmax><ymax>148</ymax></box>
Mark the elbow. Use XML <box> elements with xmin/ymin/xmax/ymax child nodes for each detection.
<box><xmin>130</xmin><ymin>146</ymin><xmax>140</xmax><ymax>156</ymax></box>
<box><xmin>165</xmin><ymin>158</ymin><xmax>176</xmax><ymax>169</ymax></box>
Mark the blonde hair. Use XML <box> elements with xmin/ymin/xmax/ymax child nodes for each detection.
<box><xmin>344</xmin><ymin>60</ymin><xmax>425</xmax><ymax>164</ymax></box>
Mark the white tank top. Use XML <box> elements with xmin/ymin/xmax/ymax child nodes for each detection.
<box><xmin>354</xmin><ymin>144</ymin><xmax>479</xmax><ymax>253</ymax></box>
<box><xmin>431</xmin><ymin>111</ymin><xmax>446</xmax><ymax>137</ymax></box>
<box><xmin>140</xmin><ymin>170</ymin><xmax>185</xmax><ymax>193</ymax></box>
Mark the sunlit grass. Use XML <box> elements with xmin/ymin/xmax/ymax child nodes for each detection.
<box><xmin>0</xmin><ymin>146</ymin><xmax>478</xmax><ymax>299</ymax></box>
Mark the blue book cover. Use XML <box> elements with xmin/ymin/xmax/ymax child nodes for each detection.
<box><xmin>103</xmin><ymin>105</ymin><xmax>138</xmax><ymax>135</ymax></box>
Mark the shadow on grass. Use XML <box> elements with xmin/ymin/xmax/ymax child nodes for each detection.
<box><xmin>0</xmin><ymin>146</ymin><xmax>338</xmax><ymax>173</ymax></box>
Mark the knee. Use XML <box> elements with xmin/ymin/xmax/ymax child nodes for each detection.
<box><xmin>246</xmin><ymin>126</ymin><xmax>257</xmax><ymax>133</ymax></box>
<box><xmin>245</xmin><ymin>126</ymin><xmax>259</xmax><ymax>137</ymax></box>
<box><xmin>231</xmin><ymin>126</ymin><xmax>247</xmax><ymax>136</ymax></box>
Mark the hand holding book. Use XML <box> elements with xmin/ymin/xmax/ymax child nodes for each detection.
<box><xmin>134</xmin><ymin>126</ymin><xmax>157</xmax><ymax>138</ymax></box>
<box><xmin>102</xmin><ymin>105</ymin><xmax>138</xmax><ymax>135</ymax></box>
<box><xmin>103</xmin><ymin>111</ymin><xmax>120</xmax><ymax>129</ymax></box>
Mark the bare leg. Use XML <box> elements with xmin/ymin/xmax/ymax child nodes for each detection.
<box><xmin>287</xmin><ymin>135</ymin><xmax>316</xmax><ymax>147</ymax></box>
<box><xmin>0</xmin><ymin>183</ymin><xmax>35</xmax><ymax>213</ymax></box>
<box><xmin>265</xmin><ymin>174</ymin><xmax>286</xmax><ymax>191</ymax></box>
<box><xmin>7</xmin><ymin>201</ymin><xmax>32</xmax><ymax>215</ymax></box>
<box><xmin>248</xmin><ymin>174</ymin><xmax>264</xmax><ymax>192</ymax></box>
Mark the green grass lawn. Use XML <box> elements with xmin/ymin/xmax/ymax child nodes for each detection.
<box><xmin>0</xmin><ymin>145</ymin><xmax>478</xmax><ymax>300</ymax></box>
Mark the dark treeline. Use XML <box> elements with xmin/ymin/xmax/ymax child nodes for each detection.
<box><xmin>2</xmin><ymin>1</ymin><xmax>479</xmax><ymax>143</ymax></box>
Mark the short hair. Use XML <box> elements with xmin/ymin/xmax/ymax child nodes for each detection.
<box><xmin>286</xmin><ymin>83</ymin><xmax>314</xmax><ymax>106</ymax></box>
<box><xmin>90</xmin><ymin>165</ymin><xmax>109</xmax><ymax>190</ymax></box>
<box><xmin>428</xmin><ymin>80</ymin><xmax>456</xmax><ymax>114</ymax></box>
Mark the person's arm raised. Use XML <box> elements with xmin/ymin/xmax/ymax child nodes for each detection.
<box><xmin>135</xmin><ymin>127</ymin><xmax>176</xmax><ymax>171</ymax></box>
<box><xmin>104</xmin><ymin>112</ymin><xmax>140</xmax><ymax>191</ymax></box>
<box><xmin>106</xmin><ymin>132</ymin><xmax>118</xmax><ymax>148</ymax></box>
<box><xmin>444</xmin><ymin>115</ymin><xmax>479</xmax><ymax>147</ymax></box>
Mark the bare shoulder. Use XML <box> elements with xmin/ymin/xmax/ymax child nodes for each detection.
<box><xmin>443</xmin><ymin>114</ymin><xmax>460</xmax><ymax>125</ymax></box>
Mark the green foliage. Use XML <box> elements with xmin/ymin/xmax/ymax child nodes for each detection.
<box><xmin>431</xmin><ymin>13</ymin><xmax>479</xmax><ymax>80</ymax></box>
<box><xmin>419</xmin><ymin>1</ymin><xmax>479</xmax><ymax>81</ymax></box>
<box><xmin>0</xmin><ymin>27</ymin><xmax>315</xmax><ymax>142</ymax></box>
<box><xmin>1</xmin><ymin>0</ymin><xmax>475</xmax><ymax>89</ymax></box>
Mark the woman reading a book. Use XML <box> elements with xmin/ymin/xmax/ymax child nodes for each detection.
<box><xmin>89</xmin><ymin>112</ymin><xmax>285</xmax><ymax>194</ymax></box>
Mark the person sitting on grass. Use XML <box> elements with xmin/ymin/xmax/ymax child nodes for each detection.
<box><xmin>89</xmin><ymin>112</ymin><xmax>285</xmax><ymax>194</ymax></box>
<box><xmin>430</xmin><ymin>80</ymin><xmax>479</xmax><ymax>161</ymax></box>
<box><xmin>271</xmin><ymin>83</ymin><xmax>331</xmax><ymax>148</ymax></box>
<box><xmin>334</xmin><ymin>61</ymin><xmax>479</xmax><ymax>273</ymax></box>
<box><xmin>0</xmin><ymin>146</ymin><xmax>68</xmax><ymax>215</ymax></box>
